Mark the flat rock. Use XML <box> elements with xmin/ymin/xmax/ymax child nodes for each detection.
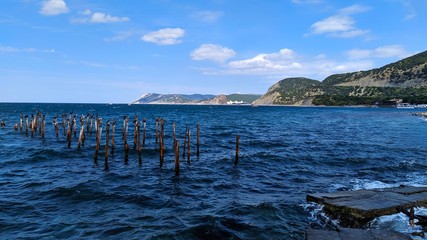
<box><xmin>307</xmin><ymin>186</ymin><xmax>427</xmax><ymax>227</ymax></box>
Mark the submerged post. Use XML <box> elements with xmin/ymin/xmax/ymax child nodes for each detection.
<box><xmin>235</xmin><ymin>135</ymin><xmax>240</xmax><ymax>166</ymax></box>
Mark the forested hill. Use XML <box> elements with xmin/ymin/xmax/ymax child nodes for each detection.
<box><xmin>254</xmin><ymin>50</ymin><xmax>427</xmax><ymax>106</ymax></box>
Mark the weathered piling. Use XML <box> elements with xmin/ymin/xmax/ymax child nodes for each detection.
<box><xmin>196</xmin><ymin>124</ymin><xmax>200</xmax><ymax>157</ymax></box>
<box><xmin>123</xmin><ymin>116</ymin><xmax>129</xmax><ymax>164</ymax></box>
<box><xmin>54</xmin><ymin>115</ymin><xmax>59</xmax><ymax>137</ymax></box>
<box><xmin>77</xmin><ymin>115</ymin><xmax>85</xmax><ymax>149</ymax></box>
<box><xmin>174</xmin><ymin>139</ymin><xmax>180</xmax><ymax>176</ymax></box>
<box><xmin>35</xmin><ymin>111</ymin><xmax>39</xmax><ymax>132</ymax></box>
<box><xmin>235</xmin><ymin>135</ymin><xmax>240</xmax><ymax>166</ymax></box>
<box><xmin>67</xmin><ymin>121</ymin><xmax>72</xmax><ymax>148</ymax></box>
<box><xmin>41</xmin><ymin>115</ymin><xmax>45</xmax><ymax>138</ymax></box>
<box><xmin>25</xmin><ymin>115</ymin><xmax>29</xmax><ymax>134</ymax></box>
<box><xmin>19</xmin><ymin>114</ymin><xmax>23</xmax><ymax>131</ymax></box>
<box><xmin>111</xmin><ymin>119</ymin><xmax>116</xmax><ymax>155</ymax></box>
<box><xmin>86</xmin><ymin>114</ymin><xmax>90</xmax><ymax>132</ymax></box>
<box><xmin>30</xmin><ymin>114</ymin><xmax>35</xmax><ymax>137</ymax></box>
<box><xmin>73</xmin><ymin>115</ymin><xmax>77</xmax><ymax>138</ymax></box>
<box><xmin>94</xmin><ymin>118</ymin><xmax>102</xmax><ymax>162</ymax></box>
<box><xmin>133</xmin><ymin>116</ymin><xmax>138</xmax><ymax>150</ymax></box>
<box><xmin>104</xmin><ymin>120</ymin><xmax>110</xmax><ymax>171</ymax></box>
<box><xmin>38</xmin><ymin>112</ymin><xmax>42</xmax><ymax>134</ymax></box>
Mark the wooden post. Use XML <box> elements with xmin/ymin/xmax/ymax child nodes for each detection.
<box><xmin>30</xmin><ymin>114</ymin><xmax>35</xmax><ymax>137</ymax></box>
<box><xmin>73</xmin><ymin>115</ymin><xmax>77</xmax><ymax>138</ymax></box>
<box><xmin>19</xmin><ymin>114</ymin><xmax>23</xmax><ymax>131</ymax></box>
<box><xmin>133</xmin><ymin>116</ymin><xmax>138</xmax><ymax>150</ymax></box>
<box><xmin>111</xmin><ymin>119</ymin><xmax>116</xmax><ymax>155</ymax></box>
<box><xmin>196</xmin><ymin>124</ymin><xmax>200</xmax><ymax>157</ymax></box>
<box><xmin>174</xmin><ymin>139</ymin><xmax>180</xmax><ymax>176</ymax></box>
<box><xmin>123</xmin><ymin>116</ymin><xmax>129</xmax><ymax>164</ymax></box>
<box><xmin>104</xmin><ymin>120</ymin><xmax>110</xmax><ymax>171</ymax></box>
<box><xmin>25</xmin><ymin>115</ymin><xmax>29</xmax><ymax>134</ymax></box>
<box><xmin>35</xmin><ymin>111</ymin><xmax>39</xmax><ymax>132</ymax></box>
<box><xmin>77</xmin><ymin>115</ymin><xmax>85</xmax><ymax>149</ymax></box>
<box><xmin>235</xmin><ymin>135</ymin><xmax>240</xmax><ymax>166</ymax></box>
<box><xmin>67</xmin><ymin>122</ymin><xmax>72</xmax><ymax>148</ymax></box>
<box><xmin>41</xmin><ymin>115</ymin><xmax>45</xmax><ymax>138</ymax></box>
<box><xmin>187</xmin><ymin>128</ymin><xmax>191</xmax><ymax>162</ymax></box>
<box><xmin>94</xmin><ymin>118</ymin><xmax>102</xmax><ymax>162</ymax></box>
<box><xmin>38</xmin><ymin>112</ymin><xmax>42</xmax><ymax>134</ymax></box>
<box><xmin>54</xmin><ymin>115</ymin><xmax>59</xmax><ymax>137</ymax></box>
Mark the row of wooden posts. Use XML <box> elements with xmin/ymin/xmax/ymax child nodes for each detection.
<box><xmin>10</xmin><ymin>112</ymin><xmax>241</xmax><ymax>174</ymax></box>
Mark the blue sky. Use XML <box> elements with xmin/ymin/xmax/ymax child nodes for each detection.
<box><xmin>0</xmin><ymin>0</ymin><xmax>426</xmax><ymax>103</ymax></box>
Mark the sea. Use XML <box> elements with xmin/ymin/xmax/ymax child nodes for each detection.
<box><xmin>0</xmin><ymin>103</ymin><xmax>427</xmax><ymax>240</ymax></box>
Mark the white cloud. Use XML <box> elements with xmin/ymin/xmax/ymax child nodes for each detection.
<box><xmin>40</xmin><ymin>0</ymin><xmax>69</xmax><ymax>16</ymax></box>
<box><xmin>346</xmin><ymin>45</ymin><xmax>409</xmax><ymax>59</ymax></box>
<box><xmin>309</xmin><ymin>4</ymin><xmax>370</xmax><ymax>38</ymax></box>
<box><xmin>71</xmin><ymin>10</ymin><xmax>129</xmax><ymax>24</ymax></box>
<box><xmin>142</xmin><ymin>28</ymin><xmax>185</xmax><ymax>45</ymax></box>
<box><xmin>0</xmin><ymin>45</ymin><xmax>55</xmax><ymax>53</ymax></box>
<box><xmin>195</xmin><ymin>48</ymin><xmax>378</xmax><ymax>80</ymax></box>
<box><xmin>191</xmin><ymin>44</ymin><xmax>235</xmax><ymax>62</ymax></box>
<box><xmin>192</xmin><ymin>11</ymin><xmax>223</xmax><ymax>23</ymax></box>
<box><xmin>227</xmin><ymin>48</ymin><xmax>302</xmax><ymax>74</ymax></box>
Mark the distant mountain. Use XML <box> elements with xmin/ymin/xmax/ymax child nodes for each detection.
<box><xmin>132</xmin><ymin>93</ymin><xmax>262</xmax><ymax>105</ymax></box>
<box><xmin>132</xmin><ymin>93</ymin><xmax>216</xmax><ymax>104</ymax></box>
<box><xmin>254</xmin><ymin>50</ymin><xmax>427</xmax><ymax>106</ymax></box>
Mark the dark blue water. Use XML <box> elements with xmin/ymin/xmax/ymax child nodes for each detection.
<box><xmin>0</xmin><ymin>103</ymin><xmax>426</xmax><ymax>239</ymax></box>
